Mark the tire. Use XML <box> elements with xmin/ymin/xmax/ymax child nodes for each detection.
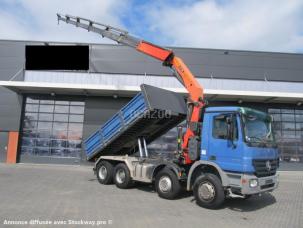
<box><xmin>113</xmin><ymin>163</ymin><xmax>132</xmax><ymax>189</ymax></box>
<box><xmin>155</xmin><ymin>168</ymin><xmax>181</xmax><ymax>200</ymax></box>
<box><xmin>193</xmin><ymin>173</ymin><xmax>225</xmax><ymax>209</ymax></box>
<box><xmin>96</xmin><ymin>160</ymin><xmax>114</xmax><ymax>185</ymax></box>
<box><xmin>243</xmin><ymin>195</ymin><xmax>252</xmax><ymax>200</ymax></box>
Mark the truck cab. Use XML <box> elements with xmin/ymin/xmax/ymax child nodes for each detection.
<box><xmin>187</xmin><ymin>106</ymin><xmax>279</xmax><ymax>205</ymax></box>
<box><xmin>203</xmin><ymin>106</ymin><xmax>278</xmax><ymax>172</ymax></box>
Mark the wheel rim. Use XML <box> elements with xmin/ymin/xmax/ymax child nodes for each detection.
<box><xmin>198</xmin><ymin>181</ymin><xmax>216</xmax><ymax>201</ymax></box>
<box><xmin>158</xmin><ymin>176</ymin><xmax>172</xmax><ymax>193</ymax></box>
<box><xmin>116</xmin><ymin>169</ymin><xmax>126</xmax><ymax>184</ymax></box>
<box><xmin>98</xmin><ymin>166</ymin><xmax>107</xmax><ymax>180</ymax></box>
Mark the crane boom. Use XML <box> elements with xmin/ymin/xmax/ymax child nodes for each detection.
<box><xmin>57</xmin><ymin>14</ymin><xmax>206</xmax><ymax>164</ymax></box>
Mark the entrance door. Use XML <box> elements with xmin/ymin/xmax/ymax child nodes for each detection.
<box><xmin>0</xmin><ymin>132</ymin><xmax>8</xmax><ymax>163</ymax></box>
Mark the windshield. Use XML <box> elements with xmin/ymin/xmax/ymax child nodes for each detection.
<box><xmin>242</xmin><ymin>113</ymin><xmax>274</xmax><ymax>143</ymax></box>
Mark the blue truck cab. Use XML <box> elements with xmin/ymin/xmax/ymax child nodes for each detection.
<box><xmin>195</xmin><ymin>106</ymin><xmax>279</xmax><ymax>196</ymax></box>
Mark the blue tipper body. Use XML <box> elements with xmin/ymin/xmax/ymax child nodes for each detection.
<box><xmin>84</xmin><ymin>84</ymin><xmax>187</xmax><ymax>161</ymax></box>
<box><xmin>84</xmin><ymin>92</ymin><xmax>146</xmax><ymax>160</ymax></box>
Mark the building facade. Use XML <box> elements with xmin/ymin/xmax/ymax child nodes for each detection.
<box><xmin>0</xmin><ymin>40</ymin><xmax>303</xmax><ymax>166</ymax></box>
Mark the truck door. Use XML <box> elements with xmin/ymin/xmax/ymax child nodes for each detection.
<box><xmin>208</xmin><ymin>113</ymin><xmax>243</xmax><ymax>172</ymax></box>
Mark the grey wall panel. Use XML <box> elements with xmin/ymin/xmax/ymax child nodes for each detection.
<box><xmin>266</xmin><ymin>69</ymin><xmax>303</xmax><ymax>81</ymax></box>
<box><xmin>0</xmin><ymin>41</ymin><xmax>25</xmax><ymax>132</ymax></box>
<box><xmin>90</xmin><ymin>45</ymin><xmax>171</xmax><ymax>76</ymax></box>
<box><xmin>90</xmin><ymin>44</ymin><xmax>303</xmax><ymax>82</ymax></box>
<box><xmin>201</xmin><ymin>66</ymin><xmax>267</xmax><ymax>80</ymax></box>
<box><xmin>0</xmin><ymin>132</ymin><xmax>8</xmax><ymax>163</ymax></box>
<box><xmin>0</xmin><ymin>87</ymin><xmax>23</xmax><ymax>131</ymax></box>
<box><xmin>0</xmin><ymin>41</ymin><xmax>25</xmax><ymax>81</ymax></box>
<box><xmin>0</xmin><ymin>58</ymin><xmax>24</xmax><ymax>69</ymax></box>
<box><xmin>1</xmin><ymin>39</ymin><xmax>303</xmax><ymax>83</ymax></box>
<box><xmin>0</xmin><ymin>42</ymin><xmax>25</xmax><ymax>57</ymax></box>
<box><xmin>1</xmin><ymin>40</ymin><xmax>303</xmax><ymax>82</ymax></box>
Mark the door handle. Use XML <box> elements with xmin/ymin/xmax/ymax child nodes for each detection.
<box><xmin>4</xmin><ymin>146</ymin><xmax>7</xmax><ymax>150</ymax></box>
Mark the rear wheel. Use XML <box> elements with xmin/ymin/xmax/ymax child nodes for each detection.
<box><xmin>96</xmin><ymin>161</ymin><xmax>113</xmax><ymax>185</ymax></box>
<box><xmin>193</xmin><ymin>173</ymin><xmax>225</xmax><ymax>209</ymax></box>
<box><xmin>113</xmin><ymin>163</ymin><xmax>132</xmax><ymax>189</ymax></box>
<box><xmin>155</xmin><ymin>168</ymin><xmax>181</xmax><ymax>200</ymax></box>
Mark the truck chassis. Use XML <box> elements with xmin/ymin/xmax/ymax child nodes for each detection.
<box><xmin>93</xmin><ymin>140</ymin><xmax>278</xmax><ymax>209</ymax></box>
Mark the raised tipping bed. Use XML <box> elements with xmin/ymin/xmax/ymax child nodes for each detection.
<box><xmin>84</xmin><ymin>84</ymin><xmax>187</xmax><ymax>161</ymax></box>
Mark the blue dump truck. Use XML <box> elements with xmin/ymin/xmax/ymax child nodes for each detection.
<box><xmin>84</xmin><ymin>84</ymin><xmax>279</xmax><ymax>209</ymax></box>
<box><xmin>58</xmin><ymin>14</ymin><xmax>279</xmax><ymax>209</ymax></box>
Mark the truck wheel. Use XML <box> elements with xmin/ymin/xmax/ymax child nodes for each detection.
<box><xmin>155</xmin><ymin>168</ymin><xmax>181</xmax><ymax>200</ymax></box>
<box><xmin>96</xmin><ymin>161</ymin><xmax>113</xmax><ymax>185</ymax></box>
<box><xmin>193</xmin><ymin>173</ymin><xmax>225</xmax><ymax>209</ymax></box>
<box><xmin>243</xmin><ymin>195</ymin><xmax>252</xmax><ymax>200</ymax></box>
<box><xmin>113</xmin><ymin>163</ymin><xmax>132</xmax><ymax>189</ymax></box>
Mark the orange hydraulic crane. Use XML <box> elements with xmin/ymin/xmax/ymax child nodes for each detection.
<box><xmin>57</xmin><ymin>14</ymin><xmax>206</xmax><ymax>165</ymax></box>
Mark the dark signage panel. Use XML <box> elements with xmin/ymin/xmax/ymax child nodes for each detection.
<box><xmin>26</xmin><ymin>45</ymin><xmax>89</xmax><ymax>70</ymax></box>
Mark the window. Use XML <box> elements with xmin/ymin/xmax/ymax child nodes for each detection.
<box><xmin>70</xmin><ymin>106</ymin><xmax>84</xmax><ymax>114</ymax></box>
<box><xmin>271</xmin><ymin>113</ymin><xmax>281</xmax><ymax>121</ymax></box>
<box><xmin>268</xmin><ymin>108</ymin><xmax>303</xmax><ymax>162</ymax></box>
<box><xmin>54</xmin><ymin>114</ymin><xmax>68</xmax><ymax>122</ymax></box>
<box><xmin>295</xmin><ymin>115</ymin><xmax>303</xmax><ymax>122</ymax></box>
<box><xmin>25</xmin><ymin>112</ymin><xmax>38</xmax><ymax>121</ymax></box>
<box><xmin>39</xmin><ymin>105</ymin><xmax>54</xmax><ymax>113</ymax></box>
<box><xmin>40</xmin><ymin>100</ymin><xmax>54</xmax><ymax>105</ymax></box>
<box><xmin>281</xmin><ymin>114</ymin><xmax>295</xmax><ymax>121</ymax></box>
<box><xmin>212</xmin><ymin>114</ymin><xmax>238</xmax><ymax>140</ymax></box>
<box><xmin>54</xmin><ymin>105</ymin><xmax>69</xmax><ymax>113</ymax></box>
<box><xmin>69</xmin><ymin>115</ymin><xmax>84</xmax><ymax>123</ymax></box>
<box><xmin>282</xmin><ymin>122</ymin><xmax>295</xmax><ymax>131</ymax></box>
<box><xmin>21</xmin><ymin>97</ymin><xmax>85</xmax><ymax>158</ymax></box>
<box><xmin>55</xmin><ymin>101</ymin><xmax>69</xmax><ymax>105</ymax></box>
<box><xmin>38</xmin><ymin>113</ymin><xmax>53</xmax><ymax>121</ymax></box>
<box><xmin>38</xmin><ymin>122</ymin><xmax>52</xmax><ymax>130</ymax></box>
<box><xmin>268</xmin><ymin>108</ymin><xmax>280</xmax><ymax>113</ymax></box>
<box><xmin>26</xmin><ymin>104</ymin><xmax>39</xmax><ymax>112</ymax></box>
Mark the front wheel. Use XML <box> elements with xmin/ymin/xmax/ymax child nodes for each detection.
<box><xmin>243</xmin><ymin>195</ymin><xmax>252</xmax><ymax>200</ymax></box>
<box><xmin>155</xmin><ymin>168</ymin><xmax>181</xmax><ymax>200</ymax></box>
<box><xmin>193</xmin><ymin>173</ymin><xmax>225</xmax><ymax>209</ymax></box>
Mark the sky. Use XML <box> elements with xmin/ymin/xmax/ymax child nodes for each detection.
<box><xmin>0</xmin><ymin>0</ymin><xmax>303</xmax><ymax>53</ymax></box>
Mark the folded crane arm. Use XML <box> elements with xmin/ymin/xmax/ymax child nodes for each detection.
<box><xmin>57</xmin><ymin>14</ymin><xmax>206</xmax><ymax>164</ymax></box>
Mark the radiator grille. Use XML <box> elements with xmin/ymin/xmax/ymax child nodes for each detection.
<box><xmin>252</xmin><ymin>159</ymin><xmax>278</xmax><ymax>177</ymax></box>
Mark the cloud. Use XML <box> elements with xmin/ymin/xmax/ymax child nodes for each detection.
<box><xmin>143</xmin><ymin>0</ymin><xmax>303</xmax><ymax>52</ymax></box>
<box><xmin>0</xmin><ymin>0</ymin><xmax>129</xmax><ymax>43</ymax></box>
<box><xmin>0</xmin><ymin>0</ymin><xmax>303</xmax><ymax>53</ymax></box>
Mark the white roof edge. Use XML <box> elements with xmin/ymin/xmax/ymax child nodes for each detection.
<box><xmin>1</xmin><ymin>81</ymin><xmax>303</xmax><ymax>99</ymax></box>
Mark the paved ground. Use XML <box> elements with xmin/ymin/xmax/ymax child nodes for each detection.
<box><xmin>0</xmin><ymin>164</ymin><xmax>302</xmax><ymax>228</ymax></box>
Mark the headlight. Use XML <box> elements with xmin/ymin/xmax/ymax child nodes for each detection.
<box><xmin>249</xmin><ymin>179</ymin><xmax>258</xmax><ymax>188</ymax></box>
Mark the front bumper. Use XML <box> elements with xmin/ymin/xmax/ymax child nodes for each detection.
<box><xmin>226</xmin><ymin>172</ymin><xmax>279</xmax><ymax>195</ymax></box>
<box><xmin>241</xmin><ymin>173</ymin><xmax>279</xmax><ymax>195</ymax></box>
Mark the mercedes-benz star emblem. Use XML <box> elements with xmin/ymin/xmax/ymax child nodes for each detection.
<box><xmin>266</xmin><ymin>160</ymin><xmax>271</xmax><ymax>171</ymax></box>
